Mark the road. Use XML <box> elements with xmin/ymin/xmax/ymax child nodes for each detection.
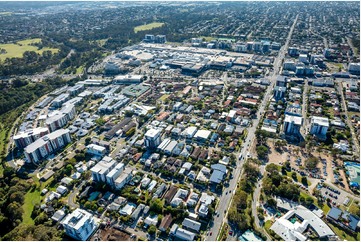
<box><xmin>251</xmin><ymin>165</ymin><xmax>272</xmax><ymax>241</ymax></box>
<box><xmin>205</xmin><ymin>14</ymin><xmax>299</xmax><ymax>241</ymax></box>
<box><xmin>336</xmin><ymin>82</ymin><xmax>360</xmax><ymax>157</ymax></box>
<box><xmin>346</xmin><ymin>37</ymin><xmax>359</xmax><ymax>57</ymax></box>
<box><xmin>68</xmin><ymin>180</ymin><xmax>86</xmax><ymax>209</ymax></box>
<box><xmin>300</xmin><ymin>79</ymin><xmax>309</xmax><ymax>138</ymax></box>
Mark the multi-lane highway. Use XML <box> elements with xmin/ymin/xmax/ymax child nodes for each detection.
<box><xmin>205</xmin><ymin>14</ymin><xmax>298</xmax><ymax>241</ymax></box>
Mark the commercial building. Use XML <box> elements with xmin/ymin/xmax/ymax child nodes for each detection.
<box><xmin>273</xmin><ymin>86</ymin><xmax>287</xmax><ymax>100</ymax></box>
<box><xmin>24</xmin><ymin>129</ymin><xmax>71</xmax><ymax>164</ymax></box>
<box><xmin>310</xmin><ymin>116</ymin><xmax>329</xmax><ymax>136</ymax></box>
<box><xmin>51</xmin><ymin>93</ymin><xmax>70</xmax><ymax>108</ymax></box>
<box><xmin>327</xmin><ymin>207</ymin><xmax>360</xmax><ymax>232</ymax></box>
<box><xmin>193</xmin><ymin>129</ymin><xmax>211</xmax><ymax>141</ymax></box>
<box><xmin>144</xmin><ymin>129</ymin><xmax>162</xmax><ymax>149</ymax></box>
<box><xmin>283</xmin><ymin>115</ymin><xmax>303</xmax><ymax>135</ymax></box>
<box><xmin>114</xmin><ymin>167</ymin><xmax>133</xmax><ymax>190</ymax></box>
<box><xmin>67</xmin><ymin>84</ymin><xmax>85</xmax><ymax>96</ymax></box>
<box><xmin>106</xmin><ymin>163</ymin><xmax>125</xmax><ymax>187</ymax></box>
<box><xmin>270</xmin><ymin>205</ymin><xmax>335</xmax><ymax>241</ymax></box>
<box><xmin>348</xmin><ymin>63</ymin><xmax>360</xmax><ymax>75</ymax></box>
<box><xmin>13</xmin><ymin>127</ymin><xmax>49</xmax><ymax>149</ymax></box>
<box><xmin>113</xmin><ymin>75</ymin><xmax>143</xmax><ymax>84</ymax></box>
<box><xmin>86</xmin><ymin>144</ymin><xmax>107</xmax><ymax>157</ymax></box>
<box><xmin>61</xmin><ymin>208</ymin><xmax>98</xmax><ymax>241</ymax></box>
<box><xmin>90</xmin><ymin>156</ymin><xmax>117</xmax><ymax>183</ymax></box>
<box><xmin>46</xmin><ymin>104</ymin><xmax>76</xmax><ymax>132</ymax></box>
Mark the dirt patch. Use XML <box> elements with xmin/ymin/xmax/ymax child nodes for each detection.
<box><xmin>93</xmin><ymin>227</ymin><xmax>131</xmax><ymax>241</ymax></box>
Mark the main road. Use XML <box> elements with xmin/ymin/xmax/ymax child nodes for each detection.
<box><xmin>336</xmin><ymin>82</ymin><xmax>360</xmax><ymax>156</ymax></box>
<box><xmin>205</xmin><ymin>14</ymin><xmax>298</xmax><ymax>241</ymax></box>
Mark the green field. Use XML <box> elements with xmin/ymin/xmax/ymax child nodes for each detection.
<box><xmin>329</xmin><ymin>223</ymin><xmax>360</xmax><ymax>241</ymax></box>
<box><xmin>286</xmin><ymin>171</ymin><xmax>311</xmax><ymax>186</ymax></box>
<box><xmin>159</xmin><ymin>94</ymin><xmax>170</xmax><ymax>101</ymax></box>
<box><xmin>21</xmin><ymin>176</ymin><xmax>55</xmax><ymax>225</ymax></box>
<box><xmin>76</xmin><ymin>65</ymin><xmax>85</xmax><ymax>74</ymax></box>
<box><xmin>134</xmin><ymin>22</ymin><xmax>164</xmax><ymax>33</ymax></box>
<box><xmin>0</xmin><ymin>38</ymin><xmax>59</xmax><ymax>61</ymax></box>
<box><xmin>0</xmin><ymin>12</ymin><xmax>12</xmax><ymax>16</ymax></box>
<box><xmin>199</xmin><ymin>36</ymin><xmax>215</xmax><ymax>42</ymax></box>
<box><xmin>22</xmin><ymin>188</ymin><xmax>41</xmax><ymax>225</ymax></box>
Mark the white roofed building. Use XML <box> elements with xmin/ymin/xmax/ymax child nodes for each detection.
<box><xmin>61</xmin><ymin>208</ymin><xmax>98</xmax><ymax>241</ymax></box>
<box><xmin>310</xmin><ymin>116</ymin><xmax>329</xmax><ymax>137</ymax></box>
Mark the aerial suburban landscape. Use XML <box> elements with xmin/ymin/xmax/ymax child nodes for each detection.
<box><xmin>0</xmin><ymin>1</ymin><xmax>360</xmax><ymax>241</ymax></box>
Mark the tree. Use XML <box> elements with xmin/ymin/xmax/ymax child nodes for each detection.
<box><xmin>95</xmin><ymin>118</ymin><xmax>106</xmax><ymax>126</ymax></box>
<box><xmin>256</xmin><ymin>145</ymin><xmax>268</xmax><ymax>159</ymax></box>
<box><xmin>85</xmin><ymin>137</ymin><xmax>91</xmax><ymax>145</ymax></box>
<box><xmin>148</xmin><ymin>225</ymin><xmax>157</xmax><ymax>235</ymax></box>
<box><xmin>9</xmin><ymin>191</ymin><xmax>25</xmax><ymax>204</ymax></box>
<box><xmin>266</xmin><ymin>198</ymin><xmax>277</xmax><ymax>208</ymax></box>
<box><xmin>291</xmin><ymin>172</ymin><xmax>297</xmax><ymax>181</ymax></box>
<box><xmin>34</xmin><ymin>212</ymin><xmax>48</xmax><ymax>225</ymax></box>
<box><xmin>301</xmin><ymin>176</ymin><xmax>308</xmax><ymax>186</ymax></box>
<box><xmin>125</xmin><ymin>127</ymin><xmax>136</xmax><ymax>137</ymax></box>
<box><xmin>234</xmin><ymin>190</ymin><xmax>248</xmax><ymax>210</ymax></box>
<box><xmin>149</xmin><ymin>198</ymin><xmax>164</xmax><ymax>214</ymax></box>
<box><xmin>305</xmin><ymin>156</ymin><xmax>319</xmax><ymax>170</ymax></box>
<box><xmin>349</xmin><ymin>205</ymin><xmax>360</xmax><ymax>216</ymax></box>
<box><xmin>266</xmin><ymin>164</ymin><xmax>279</xmax><ymax>174</ymax></box>
<box><xmin>6</xmin><ymin>202</ymin><xmax>24</xmax><ymax>223</ymax></box>
<box><xmin>305</xmin><ymin>196</ymin><xmax>314</xmax><ymax>207</ymax></box>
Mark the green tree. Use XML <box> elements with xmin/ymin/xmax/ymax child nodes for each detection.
<box><xmin>148</xmin><ymin>225</ymin><xmax>157</xmax><ymax>235</ymax></box>
<box><xmin>34</xmin><ymin>212</ymin><xmax>48</xmax><ymax>225</ymax></box>
<box><xmin>256</xmin><ymin>145</ymin><xmax>268</xmax><ymax>159</ymax></box>
<box><xmin>305</xmin><ymin>156</ymin><xmax>319</xmax><ymax>170</ymax></box>
<box><xmin>149</xmin><ymin>198</ymin><xmax>164</xmax><ymax>214</ymax></box>
<box><xmin>301</xmin><ymin>176</ymin><xmax>308</xmax><ymax>186</ymax></box>
<box><xmin>291</xmin><ymin>172</ymin><xmax>297</xmax><ymax>181</ymax></box>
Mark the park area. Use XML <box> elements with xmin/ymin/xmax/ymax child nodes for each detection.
<box><xmin>134</xmin><ymin>22</ymin><xmax>164</xmax><ymax>33</ymax></box>
<box><xmin>0</xmin><ymin>38</ymin><xmax>59</xmax><ymax>61</ymax></box>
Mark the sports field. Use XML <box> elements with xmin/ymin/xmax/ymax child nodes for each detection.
<box><xmin>0</xmin><ymin>38</ymin><xmax>59</xmax><ymax>61</ymax></box>
<box><xmin>134</xmin><ymin>22</ymin><xmax>164</xmax><ymax>33</ymax></box>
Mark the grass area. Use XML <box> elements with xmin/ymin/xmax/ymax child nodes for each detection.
<box><xmin>21</xmin><ymin>176</ymin><xmax>55</xmax><ymax>225</ymax></box>
<box><xmin>328</xmin><ymin>223</ymin><xmax>360</xmax><ymax>241</ymax></box>
<box><xmin>264</xmin><ymin>220</ymin><xmax>274</xmax><ymax>238</ymax></box>
<box><xmin>159</xmin><ymin>94</ymin><xmax>170</xmax><ymax>101</ymax></box>
<box><xmin>0</xmin><ymin>163</ymin><xmax>3</xmax><ymax>178</ymax></box>
<box><xmin>264</xmin><ymin>219</ymin><xmax>273</xmax><ymax>231</ymax></box>
<box><xmin>218</xmin><ymin>223</ymin><xmax>228</xmax><ymax>241</ymax></box>
<box><xmin>75</xmin><ymin>65</ymin><xmax>85</xmax><ymax>74</ymax></box>
<box><xmin>95</xmin><ymin>39</ymin><xmax>108</xmax><ymax>47</ymax></box>
<box><xmin>0</xmin><ymin>38</ymin><xmax>59</xmax><ymax>61</ymax></box>
<box><xmin>22</xmin><ymin>188</ymin><xmax>41</xmax><ymax>225</ymax></box>
<box><xmin>300</xmin><ymin>191</ymin><xmax>331</xmax><ymax>214</ymax></box>
<box><xmin>286</xmin><ymin>171</ymin><xmax>311</xmax><ymax>186</ymax></box>
<box><xmin>0</xmin><ymin>123</ymin><xmax>8</xmax><ymax>156</ymax></box>
<box><xmin>199</xmin><ymin>36</ymin><xmax>215</xmax><ymax>42</ymax></box>
<box><xmin>218</xmin><ymin>37</ymin><xmax>236</xmax><ymax>42</ymax></box>
<box><xmin>0</xmin><ymin>12</ymin><xmax>12</xmax><ymax>15</ymax></box>
<box><xmin>134</xmin><ymin>22</ymin><xmax>164</xmax><ymax>33</ymax></box>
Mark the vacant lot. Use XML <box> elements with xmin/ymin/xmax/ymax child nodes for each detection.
<box><xmin>134</xmin><ymin>22</ymin><xmax>164</xmax><ymax>33</ymax></box>
<box><xmin>0</xmin><ymin>38</ymin><xmax>59</xmax><ymax>61</ymax></box>
<box><xmin>92</xmin><ymin>227</ymin><xmax>131</xmax><ymax>241</ymax></box>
